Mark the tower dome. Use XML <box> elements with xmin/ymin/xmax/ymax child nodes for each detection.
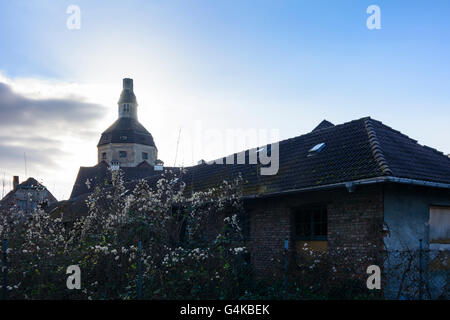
<box><xmin>97</xmin><ymin>78</ymin><xmax>157</xmax><ymax>167</ymax></box>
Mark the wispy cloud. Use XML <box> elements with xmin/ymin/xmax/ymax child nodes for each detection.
<box><xmin>0</xmin><ymin>144</ymin><xmax>62</xmax><ymax>168</ymax></box>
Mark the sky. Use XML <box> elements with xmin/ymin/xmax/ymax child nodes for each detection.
<box><xmin>0</xmin><ymin>0</ymin><xmax>449</xmax><ymax>200</ymax></box>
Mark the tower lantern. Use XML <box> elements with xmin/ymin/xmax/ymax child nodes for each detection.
<box><xmin>118</xmin><ymin>78</ymin><xmax>138</xmax><ymax>119</ymax></box>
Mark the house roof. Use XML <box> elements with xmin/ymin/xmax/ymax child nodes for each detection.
<box><xmin>17</xmin><ymin>177</ymin><xmax>41</xmax><ymax>188</ymax></box>
<box><xmin>177</xmin><ymin>117</ymin><xmax>450</xmax><ymax>196</ymax></box>
<box><xmin>70</xmin><ymin>161</ymin><xmax>170</xmax><ymax>199</ymax></box>
<box><xmin>368</xmin><ymin>119</ymin><xmax>450</xmax><ymax>184</ymax></box>
<box><xmin>71</xmin><ymin>116</ymin><xmax>450</xmax><ymax>202</ymax></box>
<box><xmin>312</xmin><ymin>119</ymin><xmax>334</xmax><ymax>132</ymax></box>
<box><xmin>97</xmin><ymin>117</ymin><xmax>156</xmax><ymax>147</ymax></box>
<box><xmin>0</xmin><ymin>177</ymin><xmax>58</xmax><ymax>209</ymax></box>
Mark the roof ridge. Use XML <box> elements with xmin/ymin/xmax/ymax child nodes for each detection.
<box><xmin>306</xmin><ymin>116</ymin><xmax>370</xmax><ymax>137</ymax></box>
<box><xmin>311</xmin><ymin>119</ymin><xmax>335</xmax><ymax>132</ymax></box>
<box><xmin>263</xmin><ymin>117</ymin><xmax>370</xmax><ymax>146</ymax></box>
<box><xmin>369</xmin><ymin>119</ymin><xmax>418</xmax><ymax>143</ymax></box>
<box><xmin>371</xmin><ymin>119</ymin><xmax>450</xmax><ymax>160</ymax></box>
<box><xmin>364</xmin><ymin>118</ymin><xmax>393</xmax><ymax>176</ymax></box>
<box><xmin>422</xmin><ymin>145</ymin><xmax>447</xmax><ymax>157</ymax></box>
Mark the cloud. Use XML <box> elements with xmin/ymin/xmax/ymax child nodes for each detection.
<box><xmin>0</xmin><ymin>82</ymin><xmax>104</xmax><ymax>130</ymax></box>
<box><xmin>0</xmin><ymin>144</ymin><xmax>62</xmax><ymax>168</ymax></box>
<box><xmin>0</xmin><ymin>80</ymin><xmax>107</xmax><ymax>199</ymax></box>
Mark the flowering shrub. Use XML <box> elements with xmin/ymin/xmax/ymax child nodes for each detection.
<box><xmin>2</xmin><ymin>170</ymin><xmax>445</xmax><ymax>300</ymax></box>
<box><xmin>0</xmin><ymin>169</ymin><xmax>251</xmax><ymax>299</ymax></box>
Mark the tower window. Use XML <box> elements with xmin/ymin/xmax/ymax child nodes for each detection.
<box><xmin>119</xmin><ymin>151</ymin><xmax>127</xmax><ymax>158</ymax></box>
<box><xmin>102</xmin><ymin>152</ymin><xmax>107</xmax><ymax>160</ymax></box>
<box><xmin>142</xmin><ymin>152</ymin><xmax>148</xmax><ymax>160</ymax></box>
<box><xmin>124</xmin><ymin>104</ymin><xmax>130</xmax><ymax>112</ymax></box>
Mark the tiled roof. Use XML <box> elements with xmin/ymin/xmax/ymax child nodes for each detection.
<box><xmin>70</xmin><ymin>161</ymin><xmax>170</xmax><ymax>199</ymax></box>
<box><xmin>369</xmin><ymin>119</ymin><xmax>450</xmax><ymax>184</ymax></box>
<box><xmin>180</xmin><ymin>117</ymin><xmax>450</xmax><ymax>196</ymax></box>
<box><xmin>312</xmin><ymin>119</ymin><xmax>334</xmax><ymax>132</ymax></box>
<box><xmin>97</xmin><ymin>117</ymin><xmax>156</xmax><ymax>147</ymax></box>
<box><xmin>17</xmin><ymin>177</ymin><xmax>41</xmax><ymax>188</ymax></box>
<box><xmin>71</xmin><ymin>117</ymin><xmax>450</xmax><ymax>201</ymax></box>
<box><xmin>182</xmin><ymin>117</ymin><xmax>383</xmax><ymax>195</ymax></box>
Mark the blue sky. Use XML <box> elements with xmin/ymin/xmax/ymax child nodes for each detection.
<box><xmin>0</xmin><ymin>0</ymin><xmax>449</xmax><ymax>199</ymax></box>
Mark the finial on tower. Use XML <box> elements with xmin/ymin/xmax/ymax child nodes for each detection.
<box><xmin>123</xmin><ymin>78</ymin><xmax>133</xmax><ymax>91</ymax></box>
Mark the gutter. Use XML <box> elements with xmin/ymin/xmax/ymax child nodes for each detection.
<box><xmin>242</xmin><ymin>176</ymin><xmax>450</xmax><ymax>200</ymax></box>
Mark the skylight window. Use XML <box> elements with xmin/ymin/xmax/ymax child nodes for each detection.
<box><xmin>308</xmin><ymin>142</ymin><xmax>326</xmax><ymax>154</ymax></box>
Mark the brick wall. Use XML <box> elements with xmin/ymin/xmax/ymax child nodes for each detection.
<box><xmin>246</xmin><ymin>197</ymin><xmax>292</xmax><ymax>276</ymax></box>
<box><xmin>245</xmin><ymin>184</ymin><xmax>384</xmax><ymax>277</ymax></box>
<box><xmin>328</xmin><ymin>185</ymin><xmax>384</xmax><ymax>251</ymax></box>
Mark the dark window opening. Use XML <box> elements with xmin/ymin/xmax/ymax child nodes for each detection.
<box><xmin>119</xmin><ymin>151</ymin><xmax>127</xmax><ymax>158</ymax></box>
<box><xmin>102</xmin><ymin>152</ymin><xmax>107</xmax><ymax>160</ymax></box>
<box><xmin>40</xmin><ymin>200</ymin><xmax>49</xmax><ymax>209</ymax></box>
<box><xmin>142</xmin><ymin>152</ymin><xmax>148</xmax><ymax>160</ymax></box>
<box><xmin>294</xmin><ymin>205</ymin><xmax>327</xmax><ymax>240</ymax></box>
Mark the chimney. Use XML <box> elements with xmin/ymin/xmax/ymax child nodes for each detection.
<box><xmin>13</xmin><ymin>176</ymin><xmax>19</xmax><ymax>190</ymax></box>
<box><xmin>154</xmin><ymin>159</ymin><xmax>164</xmax><ymax>171</ymax></box>
<box><xmin>123</xmin><ymin>78</ymin><xmax>133</xmax><ymax>91</ymax></box>
<box><xmin>110</xmin><ymin>160</ymin><xmax>120</xmax><ymax>171</ymax></box>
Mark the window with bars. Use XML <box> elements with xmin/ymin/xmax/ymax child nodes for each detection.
<box><xmin>293</xmin><ymin>205</ymin><xmax>327</xmax><ymax>240</ymax></box>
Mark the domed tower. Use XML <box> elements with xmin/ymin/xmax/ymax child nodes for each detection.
<box><xmin>97</xmin><ymin>78</ymin><xmax>157</xmax><ymax>167</ymax></box>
